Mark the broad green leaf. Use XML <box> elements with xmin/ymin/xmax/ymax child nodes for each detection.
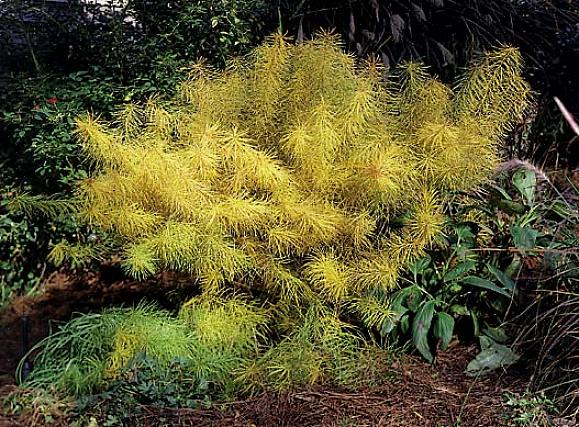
<box><xmin>380</xmin><ymin>317</ymin><xmax>397</xmax><ymax>336</ymax></box>
<box><xmin>434</xmin><ymin>312</ymin><xmax>455</xmax><ymax>351</ymax></box>
<box><xmin>512</xmin><ymin>168</ymin><xmax>536</xmax><ymax>206</ymax></box>
<box><xmin>504</xmin><ymin>256</ymin><xmax>522</xmax><ymax>277</ymax></box>
<box><xmin>471</xmin><ymin>310</ymin><xmax>480</xmax><ymax>337</ymax></box>
<box><xmin>455</xmin><ymin>225</ymin><xmax>476</xmax><ymax>245</ymax></box>
<box><xmin>409</xmin><ymin>255</ymin><xmax>432</xmax><ymax>278</ymax></box>
<box><xmin>482</xmin><ymin>326</ymin><xmax>509</xmax><ymax>344</ymax></box>
<box><xmin>381</xmin><ymin>300</ymin><xmax>407</xmax><ymax>336</ymax></box>
<box><xmin>511</xmin><ymin>225</ymin><xmax>539</xmax><ymax>249</ymax></box>
<box><xmin>462</xmin><ymin>276</ymin><xmax>512</xmax><ymax>298</ymax></box>
<box><xmin>390</xmin><ymin>286</ymin><xmax>419</xmax><ymax>312</ymax></box>
<box><xmin>449</xmin><ymin>304</ymin><xmax>469</xmax><ymax>316</ymax></box>
<box><xmin>412</xmin><ymin>300</ymin><xmax>436</xmax><ymax>362</ymax></box>
<box><xmin>391</xmin><ymin>285</ymin><xmax>423</xmax><ymax>313</ymax></box>
<box><xmin>497</xmin><ymin>199</ymin><xmax>526</xmax><ymax>214</ymax></box>
<box><xmin>485</xmin><ymin>263</ymin><xmax>515</xmax><ymax>292</ymax></box>
<box><xmin>400</xmin><ymin>313</ymin><xmax>410</xmax><ymax>334</ymax></box>
<box><xmin>443</xmin><ymin>260</ymin><xmax>476</xmax><ymax>283</ymax></box>
<box><xmin>466</xmin><ymin>337</ymin><xmax>520</xmax><ymax>377</ymax></box>
<box><xmin>489</xmin><ymin>183</ymin><xmax>512</xmax><ymax>201</ymax></box>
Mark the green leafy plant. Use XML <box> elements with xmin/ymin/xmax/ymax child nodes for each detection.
<box><xmin>0</xmin><ymin>193</ymin><xmax>43</xmax><ymax>310</ymax></box>
<box><xmin>503</xmin><ymin>392</ymin><xmax>558</xmax><ymax>426</ymax></box>
<box><xmin>381</xmin><ymin>164</ymin><xmax>578</xmax><ymax>366</ymax></box>
<box><xmin>18</xmin><ymin>298</ymin><xmax>269</xmax><ymax>398</ymax></box>
<box><xmin>75</xmin><ymin>355</ymin><xmax>207</xmax><ymax>427</ymax></box>
<box><xmin>0</xmin><ymin>0</ymin><xmax>276</xmax><ymax>75</ymax></box>
<box><xmin>2</xmin><ymin>386</ymin><xmax>74</xmax><ymax>426</ymax></box>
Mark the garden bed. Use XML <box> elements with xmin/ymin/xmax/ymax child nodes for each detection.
<box><xmin>0</xmin><ymin>272</ymin><xmax>567</xmax><ymax>427</ymax></box>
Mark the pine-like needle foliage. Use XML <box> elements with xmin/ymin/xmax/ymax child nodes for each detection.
<box><xmin>72</xmin><ymin>32</ymin><xmax>529</xmax><ymax>335</ymax></box>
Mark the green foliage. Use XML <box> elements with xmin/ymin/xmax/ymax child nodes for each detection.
<box><xmin>381</xmin><ymin>165</ymin><xmax>578</xmax><ymax>363</ymax></box>
<box><xmin>0</xmin><ymin>70</ymin><xmax>184</xmax><ymax>304</ymax></box>
<box><xmin>247</xmin><ymin>304</ymin><xmax>362</xmax><ymax>390</ymax></box>
<box><xmin>0</xmin><ymin>184</ymin><xmax>87</xmax><ymax>310</ymax></box>
<box><xmin>178</xmin><ymin>295</ymin><xmax>268</xmax><ymax>395</ymax></box>
<box><xmin>0</xmin><ymin>192</ymin><xmax>43</xmax><ymax>310</ymax></box>
<box><xmin>76</xmin><ymin>356</ymin><xmax>206</xmax><ymax>427</ymax></box>
<box><xmin>19</xmin><ymin>304</ymin><xmax>194</xmax><ymax>396</ymax></box>
<box><xmin>0</xmin><ymin>0</ymin><xmax>275</xmax><ymax>76</ymax></box>
<box><xmin>502</xmin><ymin>392</ymin><xmax>558</xmax><ymax>426</ymax></box>
<box><xmin>0</xmin><ymin>73</ymin><xmax>126</xmax><ymax>306</ymax></box>
<box><xmin>123</xmin><ymin>0</ymin><xmax>275</xmax><ymax>72</ymax></box>
<box><xmin>20</xmin><ymin>299</ymin><xmax>268</xmax><ymax>398</ymax></box>
<box><xmin>0</xmin><ymin>72</ymin><xmax>139</xmax><ymax>192</ymax></box>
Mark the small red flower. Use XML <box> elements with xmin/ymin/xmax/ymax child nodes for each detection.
<box><xmin>46</xmin><ymin>97</ymin><xmax>59</xmax><ymax>105</ymax></box>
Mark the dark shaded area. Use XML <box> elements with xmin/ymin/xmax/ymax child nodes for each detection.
<box><xmin>0</xmin><ymin>0</ymin><xmax>276</xmax><ymax>75</ymax></box>
<box><xmin>513</xmin><ymin>292</ymin><xmax>579</xmax><ymax>416</ymax></box>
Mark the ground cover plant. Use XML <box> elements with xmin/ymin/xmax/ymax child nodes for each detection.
<box><xmin>4</xmin><ymin>32</ymin><xmax>538</xmax><ymax>422</ymax></box>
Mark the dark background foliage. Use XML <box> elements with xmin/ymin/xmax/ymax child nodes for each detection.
<box><xmin>0</xmin><ymin>0</ymin><xmax>274</xmax><ymax>75</ymax></box>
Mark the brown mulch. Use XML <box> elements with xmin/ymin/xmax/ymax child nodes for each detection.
<box><xmin>113</xmin><ymin>347</ymin><xmax>523</xmax><ymax>427</ymax></box>
<box><xmin>2</xmin><ymin>349</ymin><xmax>523</xmax><ymax>427</ymax></box>
<box><xmin>0</xmin><ymin>269</ymin><xmax>544</xmax><ymax>427</ymax></box>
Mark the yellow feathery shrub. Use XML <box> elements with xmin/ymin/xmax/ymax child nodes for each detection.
<box><xmin>70</xmin><ymin>32</ymin><xmax>529</xmax><ymax>343</ymax></box>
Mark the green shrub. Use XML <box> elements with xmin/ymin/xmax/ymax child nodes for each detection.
<box><xmin>16</xmin><ymin>34</ymin><xmax>536</xmax><ymax>410</ymax></box>
<box><xmin>0</xmin><ymin>191</ymin><xmax>43</xmax><ymax>310</ymax></box>
<box><xmin>23</xmin><ymin>32</ymin><xmax>530</xmax><ymax>381</ymax></box>
<box><xmin>75</xmin><ymin>355</ymin><xmax>206</xmax><ymax>426</ymax></box>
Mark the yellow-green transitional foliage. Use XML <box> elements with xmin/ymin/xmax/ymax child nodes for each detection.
<box><xmin>72</xmin><ymin>32</ymin><xmax>529</xmax><ymax>319</ymax></box>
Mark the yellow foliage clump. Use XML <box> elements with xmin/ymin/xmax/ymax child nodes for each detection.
<box><xmin>73</xmin><ymin>32</ymin><xmax>529</xmax><ymax>311</ymax></box>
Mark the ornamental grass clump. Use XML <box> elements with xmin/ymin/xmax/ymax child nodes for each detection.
<box><xmin>18</xmin><ymin>304</ymin><xmax>193</xmax><ymax>396</ymax></box>
<box><xmin>19</xmin><ymin>302</ymin><xmax>267</xmax><ymax>397</ymax></box>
